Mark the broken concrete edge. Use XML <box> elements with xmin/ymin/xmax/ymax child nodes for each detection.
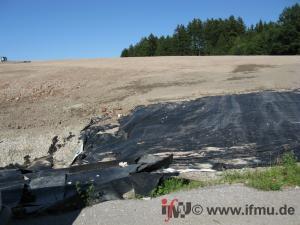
<box><xmin>0</xmin><ymin>154</ymin><xmax>174</xmax><ymax>219</ymax></box>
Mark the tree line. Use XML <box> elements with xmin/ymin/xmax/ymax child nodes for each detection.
<box><xmin>121</xmin><ymin>4</ymin><xmax>300</xmax><ymax>57</ymax></box>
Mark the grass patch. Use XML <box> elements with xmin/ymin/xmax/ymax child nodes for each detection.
<box><xmin>76</xmin><ymin>181</ymin><xmax>97</xmax><ymax>206</ymax></box>
<box><xmin>150</xmin><ymin>153</ymin><xmax>300</xmax><ymax>197</ymax></box>
<box><xmin>223</xmin><ymin>153</ymin><xmax>300</xmax><ymax>191</ymax></box>
<box><xmin>150</xmin><ymin>178</ymin><xmax>204</xmax><ymax>197</ymax></box>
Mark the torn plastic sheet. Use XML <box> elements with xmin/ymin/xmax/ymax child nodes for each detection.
<box><xmin>76</xmin><ymin>91</ymin><xmax>300</xmax><ymax>169</ymax></box>
<box><xmin>0</xmin><ymin>154</ymin><xmax>173</xmax><ymax>219</ymax></box>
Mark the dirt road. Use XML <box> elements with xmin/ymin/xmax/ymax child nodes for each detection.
<box><xmin>0</xmin><ymin>56</ymin><xmax>299</xmax><ymax>166</ymax></box>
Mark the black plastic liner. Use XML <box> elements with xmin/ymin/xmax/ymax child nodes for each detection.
<box><xmin>77</xmin><ymin>91</ymin><xmax>300</xmax><ymax>169</ymax></box>
<box><xmin>0</xmin><ymin>154</ymin><xmax>173</xmax><ymax>222</ymax></box>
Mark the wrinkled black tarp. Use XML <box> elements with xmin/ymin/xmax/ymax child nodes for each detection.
<box><xmin>0</xmin><ymin>154</ymin><xmax>173</xmax><ymax>220</ymax></box>
<box><xmin>77</xmin><ymin>91</ymin><xmax>300</xmax><ymax>169</ymax></box>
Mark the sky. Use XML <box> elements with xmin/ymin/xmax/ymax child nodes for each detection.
<box><xmin>1</xmin><ymin>0</ymin><xmax>299</xmax><ymax>60</ymax></box>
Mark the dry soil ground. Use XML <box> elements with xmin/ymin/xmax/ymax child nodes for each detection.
<box><xmin>0</xmin><ymin>56</ymin><xmax>299</xmax><ymax>167</ymax></box>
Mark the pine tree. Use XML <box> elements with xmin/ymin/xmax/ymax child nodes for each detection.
<box><xmin>147</xmin><ymin>34</ymin><xmax>158</xmax><ymax>56</ymax></box>
<box><xmin>173</xmin><ymin>25</ymin><xmax>191</xmax><ymax>55</ymax></box>
<box><xmin>120</xmin><ymin>4</ymin><xmax>300</xmax><ymax>57</ymax></box>
<box><xmin>277</xmin><ymin>3</ymin><xmax>300</xmax><ymax>54</ymax></box>
<box><xmin>187</xmin><ymin>19</ymin><xmax>204</xmax><ymax>55</ymax></box>
<box><xmin>121</xmin><ymin>48</ymin><xmax>129</xmax><ymax>57</ymax></box>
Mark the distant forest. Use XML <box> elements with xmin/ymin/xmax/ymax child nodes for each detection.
<box><xmin>121</xmin><ymin>4</ymin><xmax>300</xmax><ymax>57</ymax></box>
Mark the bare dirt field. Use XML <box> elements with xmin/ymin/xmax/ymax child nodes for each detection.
<box><xmin>0</xmin><ymin>56</ymin><xmax>299</xmax><ymax>167</ymax></box>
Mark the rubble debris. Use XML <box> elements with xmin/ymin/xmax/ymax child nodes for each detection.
<box><xmin>119</xmin><ymin>162</ymin><xmax>128</xmax><ymax>167</ymax></box>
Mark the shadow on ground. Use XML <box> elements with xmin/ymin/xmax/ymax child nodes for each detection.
<box><xmin>10</xmin><ymin>210</ymin><xmax>81</xmax><ymax>225</ymax></box>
